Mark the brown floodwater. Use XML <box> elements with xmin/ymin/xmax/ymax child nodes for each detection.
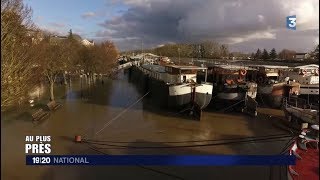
<box><xmin>1</xmin><ymin>70</ymin><xmax>292</xmax><ymax>180</ymax></box>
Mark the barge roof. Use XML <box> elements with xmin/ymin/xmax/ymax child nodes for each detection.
<box><xmin>141</xmin><ymin>64</ymin><xmax>166</xmax><ymax>73</ymax></box>
<box><xmin>165</xmin><ymin>65</ymin><xmax>208</xmax><ymax>70</ymax></box>
<box><xmin>211</xmin><ymin>64</ymin><xmax>257</xmax><ymax>70</ymax></box>
<box><xmin>141</xmin><ymin>64</ymin><xmax>208</xmax><ymax>72</ymax></box>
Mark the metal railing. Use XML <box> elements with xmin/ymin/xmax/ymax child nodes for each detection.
<box><xmin>284</xmin><ymin>96</ymin><xmax>319</xmax><ymax>110</ymax></box>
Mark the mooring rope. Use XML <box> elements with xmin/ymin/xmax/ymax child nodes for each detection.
<box><xmin>94</xmin><ymin>91</ymin><xmax>150</xmax><ymax>136</ymax></box>
<box><xmin>83</xmin><ymin>134</ymin><xmax>293</xmax><ymax>149</ymax></box>
<box><xmin>219</xmin><ymin>99</ymin><xmax>245</xmax><ymax>112</ymax></box>
<box><xmin>83</xmin><ymin>91</ymin><xmax>150</xmax><ymax>138</ymax></box>
<box><xmin>83</xmin><ymin>133</ymin><xmax>292</xmax><ymax>144</ymax></box>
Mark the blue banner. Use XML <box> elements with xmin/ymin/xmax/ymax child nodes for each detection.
<box><xmin>26</xmin><ymin>155</ymin><xmax>296</xmax><ymax>166</ymax></box>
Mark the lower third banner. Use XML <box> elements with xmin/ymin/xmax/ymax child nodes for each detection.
<box><xmin>26</xmin><ymin>155</ymin><xmax>296</xmax><ymax>166</ymax></box>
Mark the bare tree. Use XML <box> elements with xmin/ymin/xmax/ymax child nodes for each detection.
<box><xmin>1</xmin><ymin>0</ymin><xmax>37</xmax><ymax>110</ymax></box>
<box><xmin>311</xmin><ymin>44</ymin><xmax>319</xmax><ymax>60</ymax></box>
<box><xmin>220</xmin><ymin>44</ymin><xmax>229</xmax><ymax>58</ymax></box>
<box><xmin>278</xmin><ymin>49</ymin><xmax>296</xmax><ymax>60</ymax></box>
<box><xmin>62</xmin><ymin>31</ymin><xmax>82</xmax><ymax>84</ymax></box>
<box><xmin>97</xmin><ymin>41</ymin><xmax>119</xmax><ymax>73</ymax></box>
<box><xmin>36</xmin><ymin>35</ymin><xmax>68</xmax><ymax>101</ymax></box>
<box><xmin>79</xmin><ymin>41</ymin><xmax>119</xmax><ymax>78</ymax></box>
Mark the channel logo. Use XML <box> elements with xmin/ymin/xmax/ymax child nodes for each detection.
<box><xmin>286</xmin><ymin>15</ymin><xmax>296</xmax><ymax>30</ymax></box>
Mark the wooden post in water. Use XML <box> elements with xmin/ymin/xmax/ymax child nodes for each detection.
<box><xmin>205</xmin><ymin>69</ymin><xmax>207</xmax><ymax>83</ymax></box>
<box><xmin>80</xmin><ymin>75</ymin><xmax>83</xmax><ymax>98</ymax></box>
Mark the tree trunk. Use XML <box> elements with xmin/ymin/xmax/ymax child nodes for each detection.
<box><xmin>87</xmin><ymin>73</ymin><xmax>90</xmax><ymax>85</ymax></box>
<box><xmin>50</xmin><ymin>82</ymin><xmax>54</xmax><ymax>101</ymax></box>
<box><xmin>63</xmin><ymin>73</ymin><xmax>68</xmax><ymax>85</ymax></box>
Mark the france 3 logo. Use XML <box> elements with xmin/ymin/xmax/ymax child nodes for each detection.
<box><xmin>286</xmin><ymin>15</ymin><xmax>296</xmax><ymax>30</ymax></box>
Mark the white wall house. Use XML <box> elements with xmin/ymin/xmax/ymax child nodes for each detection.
<box><xmin>295</xmin><ymin>53</ymin><xmax>310</xmax><ymax>61</ymax></box>
<box><xmin>82</xmin><ymin>39</ymin><xmax>94</xmax><ymax>46</ymax></box>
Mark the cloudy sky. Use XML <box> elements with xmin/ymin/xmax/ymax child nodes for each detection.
<box><xmin>25</xmin><ymin>0</ymin><xmax>319</xmax><ymax>53</ymax></box>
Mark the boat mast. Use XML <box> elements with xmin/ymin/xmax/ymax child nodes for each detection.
<box><xmin>205</xmin><ymin>68</ymin><xmax>207</xmax><ymax>83</ymax></box>
<box><xmin>198</xmin><ymin>45</ymin><xmax>201</xmax><ymax>61</ymax></box>
<box><xmin>141</xmin><ymin>39</ymin><xmax>144</xmax><ymax>62</ymax></box>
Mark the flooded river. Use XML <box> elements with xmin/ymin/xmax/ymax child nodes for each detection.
<box><xmin>2</xmin><ymin>70</ymin><xmax>292</xmax><ymax>180</ymax></box>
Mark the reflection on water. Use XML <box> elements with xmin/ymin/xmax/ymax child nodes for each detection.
<box><xmin>28</xmin><ymin>83</ymin><xmax>45</xmax><ymax>99</ymax></box>
<box><xmin>27</xmin><ymin>83</ymin><xmax>46</xmax><ymax>107</ymax></box>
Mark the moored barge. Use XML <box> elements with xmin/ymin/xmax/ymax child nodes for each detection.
<box><xmin>247</xmin><ymin>65</ymin><xmax>300</xmax><ymax>108</ymax></box>
<box><xmin>282</xmin><ymin>64</ymin><xmax>319</xmax><ymax>106</ymax></box>
<box><xmin>208</xmin><ymin>64</ymin><xmax>258</xmax><ymax>101</ymax></box>
<box><xmin>130</xmin><ymin>63</ymin><xmax>213</xmax><ymax>110</ymax></box>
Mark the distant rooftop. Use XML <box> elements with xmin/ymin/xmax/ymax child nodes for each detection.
<box><xmin>131</xmin><ymin>53</ymin><xmax>160</xmax><ymax>59</ymax></box>
<box><xmin>141</xmin><ymin>64</ymin><xmax>166</xmax><ymax>73</ymax></box>
<box><xmin>248</xmin><ymin>65</ymin><xmax>289</xmax><ymax>69</ymax></box>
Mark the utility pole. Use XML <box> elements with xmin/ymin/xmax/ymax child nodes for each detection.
<box><xmin>141</xmin><ymin>40</ymin><xmax>143</xmax><ymax>54</ymax></box>
<box><xmin>141</xmin><ymin>39</ymin><xmax>144</xmax><ymax>61</ymax></box>
<box><xmin>178</xmin><ymin>47</ymin><xmax>181</xmax><ymax>65</ymax></box>
<box><xmin>198</xmin><ymin>45</ymin><xmax>201</xmax><ymax>60</ymax></box>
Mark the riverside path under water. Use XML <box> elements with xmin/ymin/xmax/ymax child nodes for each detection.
<box><xmin>2</xmin><ymin>70</ymin><xmax>293</xmax><ymax>180</ymax></box>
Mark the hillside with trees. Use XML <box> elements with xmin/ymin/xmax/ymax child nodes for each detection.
<box><xmin>123</xmin><ymin>41</ymin><xmax>230</xmax><ymax>59</ymax></box>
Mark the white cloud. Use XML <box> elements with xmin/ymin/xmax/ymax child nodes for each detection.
<box><xmin>50</xmin><ymin>22</ymin><xmax>65</xmax><ymax>28</ymax></box>
<box><xmin>225</xmin><ymin>30</ymin><xmax>276</xmax><ymax>44</ymax></box>
<box><xmin>81</xmin><ymin>12</ymin><xmax>97</xmax><ymax>19</ymax></box>
<box><xmin>257</xmin><ymin>15</ymin><xmax>264</xmax><ymax>23</ymax></box>
<box><xmin>96</xmin><ymin>29</ymin><xmax>117</xmax><ymax>37</ymax></box>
